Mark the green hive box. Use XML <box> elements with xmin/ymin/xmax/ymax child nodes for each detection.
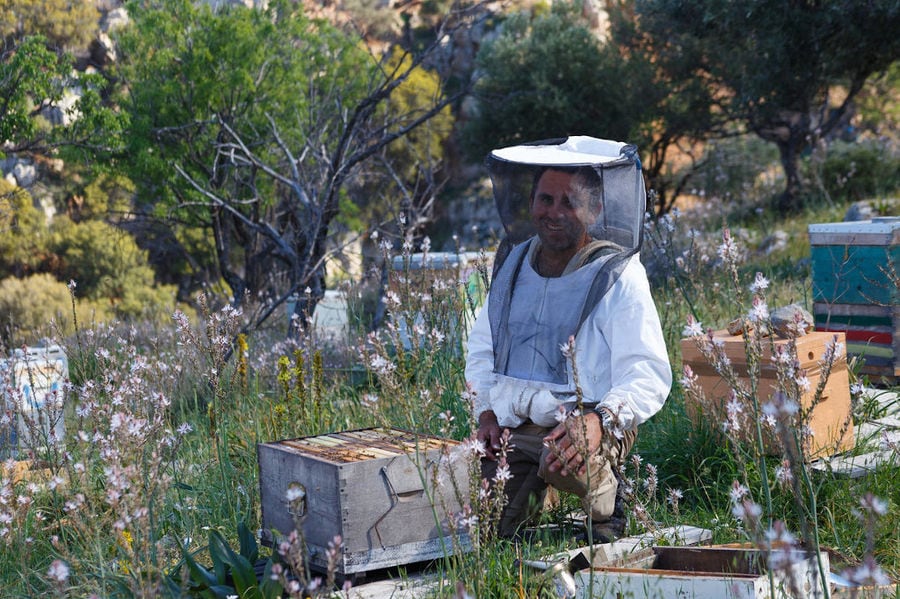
<box><xmin>808</xmin><ymin>217</ymin><xmax>899</xmax><ymax>380</ymax></box>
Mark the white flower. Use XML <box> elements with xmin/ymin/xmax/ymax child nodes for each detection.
<box><xmin>680</xmin><ymin>365</ymin><xmax>698</xmax><ymax>389</ymax></box>
<box><xmin>732</xmin><ymin>499</ymin><xmax>762</xmax><ymax>523</ymax></box>
<box><xmin>286</xmin><ymin>485</ymin><xmax>306</xmax><ymax>503</ymax></box>
<box><xmin>554</xmin><ymin>405</ymin><xmax>569</xmax><ymax>425</ymax></box>
<box><xmin>47</xmin><ymin>560</ymin><xmax>69</xmax><ymax>583</ymax></box>
<box><xmin>493</xmin><ymin>463</ymin><xmax>512</xmax><ymax>483</ymax></box>
<box><xmin>858</xmin><ymin>493</ymin><xmax>888</xmax><ymax>517</ymax></box>
<box><xmin>666</xmin><ymin>488</ymin><xmax>683</xmax><ymax>505</ymax></box>
<box><xmin>385</xmin><ymin>290</ymin><xmax>401</xmax><ymax>308</ymax></box>
<box><xmin>843</xmin><ymin>555</ymin><xmax>891</xmax><ymax>587</ymax></box>
<box><xmin>748</xmin><ymin>296</ymin><xmax>769</xmax><ymax>323</ymax></box>
<box><xmin>729</xmin><ymin>481</ymin><xmax>749</xmax><ymax>503</ymax></box>
<box><xmin>749</xmin><ymin>272</ymin><xmax>770</xmax><ymax>293</ymax></box>
<box><xmin>682</xmin><ymin>316</ymin><xmax>704</xmax><ymax>337</ymax></box>
<box><xmin>774</xmin><ymin>460</ymin><xmax>793</xmax><ymax>487</ymax></box>
<box><xmin>717</xmin><ymin>228</ymin><xmax>741</xmax><ymax>263</ymax></box>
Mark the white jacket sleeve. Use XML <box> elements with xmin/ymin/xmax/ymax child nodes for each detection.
<box><xmin>583</xmin><ymin>258</ymin><xmax>672</xmax><ymax>430</ymax></box>
<box><xmin>464</xmin><ymin>305</ymin><xmax>496</xmax><ymax>421</ymax></box>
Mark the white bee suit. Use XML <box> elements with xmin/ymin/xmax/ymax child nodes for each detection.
<box><xmin>465</xmin><ymin>242</ymin><xmax>671</xmax><ymax>431</ymax></box>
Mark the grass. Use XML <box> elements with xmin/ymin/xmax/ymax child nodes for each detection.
<box><xmin>1</xmin><ymin>191</ymin><xmax>899</xmax><ymax>597</ymax></box>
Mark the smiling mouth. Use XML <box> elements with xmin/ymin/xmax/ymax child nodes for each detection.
<box><xmin>542</xmin><ymin>220</ymin><xmax>564</xmax><ymax>231</ymax></box>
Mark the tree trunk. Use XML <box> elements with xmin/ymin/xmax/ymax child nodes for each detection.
<box><xmin>775</xmin><ymin>138</ymin><xmax>804</xmax><ymax>214</ymax></box>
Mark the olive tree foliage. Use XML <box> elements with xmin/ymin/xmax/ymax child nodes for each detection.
<box><xmin>0</xmin><ymin>179</ymin><xmax>48</xmax><ymax>277</ymax></box>
<box><xmin>113</xmin><ymin>0</ymin><xmax>475</xmax><ymax>336</ymax></box>
<box><xmin>0</xmin><ymin>35</ymin><xmax>73</xmax><ymax>152</ymax></box>
<box><xmin>0</xmin><ymin>0</ymin><xmax>98</xmax><ymax>53</ymax></box>
<box><xmin>464</xmin><ymin>1</ymin><xmax>718</xmax><ymax>216</ymax></box>
<box><xmin>635</xmin><ymin>0</ymin><xmax>900</xmax><ymax>212</ymax></box>
<box><xmin>346</xmin><ymin>47</ymin><xmax>456</xmax><ymax>240</ymax></box>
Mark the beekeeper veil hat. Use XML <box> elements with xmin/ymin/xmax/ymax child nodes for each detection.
<box><xmin>486</xmin><ymin>136</ymin><xmax>646</xmax><ymax>255</ymax></box>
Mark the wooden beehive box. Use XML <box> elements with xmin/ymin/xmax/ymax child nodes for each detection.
<box><xmin>809</xmin><ymin>218</ymin><xmax>900</xmax><ymax>381</ymax></box>
<box><xmin>258</xmin><ymin>428</ymin><xmax>470</xmax><ymax>576</ymax></box>
<box><xmin>680</xmin><ymin>330</ymin><xmax>853</xmax><ymax>458</ymax></box>
<box><xmin>578</xmin><ymin>545</ymin><xmax>830</xmax><ymax>599</ymax></box>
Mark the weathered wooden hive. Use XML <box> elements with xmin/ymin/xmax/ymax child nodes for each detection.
<box><xmin>809</xmin><ymin>217</ymin><xmax>900</xmax><ymax>381</ymax></box>
<box><xmin>258</xmin><ymin>427</ymin><xmax>470</xmax><ymax>576</ymax></box>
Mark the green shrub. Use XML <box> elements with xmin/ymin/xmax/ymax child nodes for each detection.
<box><xmin>0</xmin><ymin>180</ymin><xmax>51</xmax><ymax>279</ymax></box>
<box><xmin>0</xmin><ymin>273</ymin><xmax>110</xmax><ymax>345</ymax></box>
<box><xmin>810</xmin><ymin>138</ymin><xmax>900</xmax><ymax>203</ymax></box>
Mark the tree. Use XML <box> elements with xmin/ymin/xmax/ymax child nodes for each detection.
<box><xmin>0</xmin><ymin>179</ymin><xmax>50</xmax><ymax>278</ymax></box>
<box><xmin>0</xmin><ymin>35</ymin><xmax>71</xmax><ymax>152</ymax></box>
<box><xmin>464</xmin><ymin>1</ymin><xmax>718</xmax><ymax>215</ymax></box>
<box><xmin>113</xmin><ymin>0</ymin><xmax>478</xmax><ymax>335</ymax></box>
<box><xmin>465</xmin><ymin>4</ymin><xmax>622</xmax><ymax>157</ymax></box>
<box><xmin>49</xmin><ymin>217</ymin><xmax>177</xmax><ymax>319</ymax></box>
<box><xmin>0</xmin><ymin>0</ymin><xmax>98</xmax><ymax>53</ymax></box>
<box><xmin>635</xmin><ymin>0</ymin><xmax>900</xmax><ymax>212</ymax></box>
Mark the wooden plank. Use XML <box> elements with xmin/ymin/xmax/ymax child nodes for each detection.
<box><xmin>817</xmin><ymin>329</ymin><xmax>893</xmax><ymax>345</ymax></box>
<box><xmin>814</xmin><ymin>302</ymin><xmax>895</xmax><ymax>319</ymax></box>
<box><xmin>809</xmin><ymin>449</ymin><xmax>899</xmax><ymax>478</ymax></box>
<box><xmin>809</xmin><ymin>231</ymin><xmax>898</xmax><ymax>246</ymax></box>
<box><xmin>579</xmin><ymin>548</ymin><xmax>829</xmax><ymax>599</ymax></box>
<box><xmin>257</xmin><ymin>442</ymin><xmax>342</xmax><ymax>548</ymax></box>
<box><xmin>855</xmin><ymin>417</ymin><xmax>900</xmax><ymax>442</ymax></box>
<box><xmin>846</xmin><ymin>342</ymin><xmax>894</xmax><ymax>360</ymax></box>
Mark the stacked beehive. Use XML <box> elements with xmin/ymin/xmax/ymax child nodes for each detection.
<box><xmin>808</xmin><ymin>218</ymin><xmax>899</xmax><ymax>381</ymax></box>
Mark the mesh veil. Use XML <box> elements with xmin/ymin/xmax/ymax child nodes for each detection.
<box><xmin>486</xmin><ymin>136</ymin><xmax>646</xmax><ymax>268</ymax></box>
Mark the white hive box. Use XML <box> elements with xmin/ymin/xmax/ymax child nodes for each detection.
<box><xmin>579</xmin><ymin>545</ymin><xmax>830</xmax><ymax>599</ymax></box>
<box><xmin>1</xmin><ymin>345</ymin><xmax>68</xmax><ymax>457</ymax></box>
<box><xmin>258</xmin><ymin>427</ymin><xmax>470</xmax><ymax>576</ymax></box>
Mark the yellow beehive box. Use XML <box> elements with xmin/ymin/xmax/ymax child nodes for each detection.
<box><xmin>680</xmin><ymin>330</ymin><xmax>853</xmax><ymax>458</ymax></box>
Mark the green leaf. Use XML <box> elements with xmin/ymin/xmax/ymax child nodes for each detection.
<box><xmin>208</xmin><ymin>529</ymin><xmax>259</xmax><ymax>595</ymax></box>
<box><xmin>180</xmin><ymin>542</ymin><xmax>219</xmax><ymax>590</ymax></box>
<box><xmin>260</xmin><ymin>560</ymin><xmax>284</xmax><ymax>599</ymax></box>
<box><xmin>238</xmin><ymin>520</ymin><xmax>259</xmax><ymax>563</ymax></box>
<box><xmin>208</xmin><ymin>530</ymin><xmax>236</xmax><ymax>584</ymax></box>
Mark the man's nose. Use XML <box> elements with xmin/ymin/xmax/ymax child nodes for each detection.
<box><xmin>547</xmin><ymin>199</ymin><xmax>568</xmax><ymax>218</ymax></box>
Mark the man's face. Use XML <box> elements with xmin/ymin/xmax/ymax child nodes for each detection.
<box><xmin>530</xmin><ymin>169</ymin><xmax>594</xmax><ymax>256</ymax></box>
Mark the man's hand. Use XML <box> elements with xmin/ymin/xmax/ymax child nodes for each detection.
<box><xmin>543</xmin><ymin>411</ymin><xmax>603</xmax><ymax>476</ymax></box>
<box><xmin>476</xmin><ymin>410</ymin><xmax>504</xmax><ymax>461</ymax></box>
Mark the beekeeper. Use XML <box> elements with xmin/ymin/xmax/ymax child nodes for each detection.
<box><xmin>465</xmin><ymin>136</ymin><xmax>672</xmax><ymax>542</ymax></box>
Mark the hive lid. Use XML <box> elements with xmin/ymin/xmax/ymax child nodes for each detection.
<box><xmin>808</xmin><ymin>218</ymin><xmax>900</xmax><ymax>245</ymax></box>
<box><xmin>264</xmin><ymin>428</ymin><xmax>453</xmax><ymax>464</ymax></box>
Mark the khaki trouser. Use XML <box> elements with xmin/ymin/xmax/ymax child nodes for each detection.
<box><xmin>482</xmin><ymin>422</ymin><xmax>636</xmax><ymax>538</ymax></box>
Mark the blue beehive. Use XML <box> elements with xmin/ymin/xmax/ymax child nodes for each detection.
<box><xmin>808</xmin><ymin>217</ymin><xmax>899</xmax><ymax>380</ymax></box>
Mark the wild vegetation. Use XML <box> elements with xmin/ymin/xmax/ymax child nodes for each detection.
<box><xmin>1</xmin><ymin>0</ymin><xmax>900</xmax><ymax>596</ymax></box>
